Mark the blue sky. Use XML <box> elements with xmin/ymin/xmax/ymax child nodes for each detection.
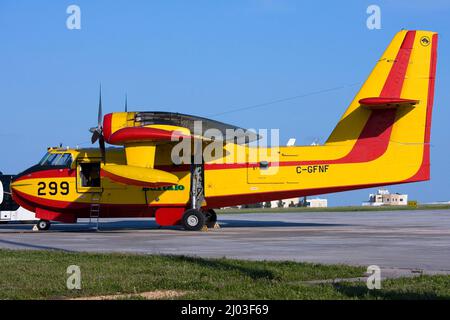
<box><xmin>0</xmin><ymin>0</ymin><xmax>449</xmax><ymax>205</ymax></box>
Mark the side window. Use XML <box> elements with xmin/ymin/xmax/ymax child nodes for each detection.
<box><xmin>79</xmin><ymin>163</ymin><xmax>101</xmax><ymax>187</ymax></box>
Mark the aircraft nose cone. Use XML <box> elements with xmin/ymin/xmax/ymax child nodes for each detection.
<box><xmin>10</xmin><ymin>165</ymin><xmax>39</xmax><ymax>196</ymax></box>
<box><xmin>10</xmin><ymin>174</ymin><xmax>24</xmax><ymax>196</ymax></box>
<box><xmin>10</xmin><ymin>177</ymin><xmax>20</xmax><ymax>191</ymax></box>
<box><xmin>9</xmin><ymin>166</ymin><xmax>39</xmax><ymax>211</ymax></box>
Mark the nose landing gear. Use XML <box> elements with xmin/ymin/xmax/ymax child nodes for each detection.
<box><xmin>36</xmin><ymin>219</ymin><xmax>51</xmax><ymax>231</ymax></box>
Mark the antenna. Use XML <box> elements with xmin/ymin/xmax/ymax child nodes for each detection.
<box><xmin>125</xmin><ymin>94</ymin><xmax>128</xmax><ymax>112</ymax></box>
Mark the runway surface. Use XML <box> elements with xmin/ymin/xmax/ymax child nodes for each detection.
<box><xmin>1</xmin><ymin>210</ymin><xmax>450</xmax><ymax>272</ymax></box>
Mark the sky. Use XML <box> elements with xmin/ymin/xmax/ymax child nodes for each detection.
<box><xmin>0</xmin><ymin>0</ymin><xmax>449</xmax><ymax>205</ymax></box>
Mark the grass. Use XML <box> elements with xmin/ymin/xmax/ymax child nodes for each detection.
<box><xmin>332</xmin><ymin>275</ymin><xmax>450</xmax><ymax>300</ymax></box>
<box><xmin>0</xmin><ymin>249</ymin><xmax>449</xmax><ymax>300</ymax></box>
<box><xmin>218</xmin><ymin>204</ymin><xmax>450</xmax><ymax>214</ymax></box>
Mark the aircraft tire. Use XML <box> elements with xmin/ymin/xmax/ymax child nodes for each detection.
<box><xmin>182</xmin><ymin>209</ymin><xmax>205</xmax><ymax>231</ymax></box>
<box><xmin>37</xmin><ymin>219</ymin><xmax>51</xmax><ymax>231</ymax></box>
<box><xmin>205</xmin><ymin>209</ymin><xmax>217</xmax><ymax>228</ymax></box>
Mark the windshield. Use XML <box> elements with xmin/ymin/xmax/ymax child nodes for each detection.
<box><xmin>38</xmin><ymin>152</ymin><xmax>73</xmax><ymax>167</ymax></box>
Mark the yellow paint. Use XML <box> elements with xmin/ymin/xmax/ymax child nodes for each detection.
<box><xmin>125</xmin><ymin>144</ymin><xmax>156</xmax><ymax>168</ymax></box>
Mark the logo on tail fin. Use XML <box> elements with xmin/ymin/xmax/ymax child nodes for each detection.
<box><xmin>420</xmin><ymin>36</ymin><xmax>430</xmax><ymax>46</ymax></box>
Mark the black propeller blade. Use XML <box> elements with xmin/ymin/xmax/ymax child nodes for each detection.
<box><xmin>99</xmin><ymin>135</ymin><xmax>106</xmax><ymax>163</ymax></box>
<box><xmin>89</xmin><ymin>86</ymin><xmax>106</xmax><ymax>163</ymax></box>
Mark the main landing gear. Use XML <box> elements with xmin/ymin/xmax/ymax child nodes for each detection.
<box><xmin>181</xmin><ymin>209</ymin><xmax>217</xmax><ymax>231</ymax></box>
<box><xmin>204</xmin><ymin>209</ymin><xmax>217</xmax><ymax>229</ymax></box>
<box><xmin>182</xmin><ymin>209</ymin><xmax>205</xmax><ymax>231</ymax></box>
<box><xmin>181</xmin><ymin>162</ymin><xmax>218</xmax><ymax>231</ymax></box>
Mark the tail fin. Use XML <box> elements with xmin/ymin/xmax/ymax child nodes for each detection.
<box><xmin>325</xmin><ymin>30</ymin><xmax>438</xmax><ymax>182</ymax></box>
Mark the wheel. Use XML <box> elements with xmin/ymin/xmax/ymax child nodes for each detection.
<box><xmin>205</xmin><ymin>209</ymin><xmax>217</xmax><ymax>228</ymax></box>
<box><xmin>36</xmin><ymin>219</ymin><xmax>51</xmax><ymax>231</ymax></box>
<box><xmin>182</xmin><ymin>209</ymin><xmax>205</xmax><ymax>231</ymax></box>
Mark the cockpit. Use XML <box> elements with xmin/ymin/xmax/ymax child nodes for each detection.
<box><xmin>38</xmin><ymin>152</ymin><xmax>73</xmax><ymax>167</ymax></box>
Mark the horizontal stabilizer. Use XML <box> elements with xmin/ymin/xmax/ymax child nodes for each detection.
<box><xmin>359</xmin><ymin>97</ymin><xmax>419</xmax><ymax>110</ymax></box>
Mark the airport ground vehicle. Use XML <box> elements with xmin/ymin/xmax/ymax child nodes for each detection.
<box><xmin>0</xmin><ymin>174</ymin><xmax>38</xmax><ymax>225</ymax></box>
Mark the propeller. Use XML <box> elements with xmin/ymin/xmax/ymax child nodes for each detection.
<box><xmin>124</xmin><ymin>93</ymin><xmax>128</xmax><ymax>112</ymax></box>
<box><xmin>89</xmin><ymin>86</ymin><xmax>106</xmax><ymax>162</ymax></box>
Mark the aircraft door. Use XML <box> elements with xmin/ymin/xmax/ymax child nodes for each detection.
<box><xmin>76</xmin><ymin>159</ymin><xmax>103</xmax><ymax>193</ymax></box>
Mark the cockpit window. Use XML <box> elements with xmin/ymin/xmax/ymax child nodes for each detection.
<box><xmin>55</xmin><ymin>153</ymin><xmax>72</xmax><ymax>166</ymax></box>
<box><xmin>38</xmin><ymin>153</ymin><xmax>73</xmax><ymax>167</ymax></box>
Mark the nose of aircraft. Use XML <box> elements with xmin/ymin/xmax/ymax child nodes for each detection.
<box><xmin>10</xmin><ymin>164</ymin><xmax>41</xmax><ymax>199</ymax></box>
<box><xmin>12</xmin><ymin>165</ymin><xmax>41</xmax><ymax>182</ymax></box>
<box><xmin>10</xmin><ymin>171</ymin><xmax>27</xmax><ymax>196</ymax></box>
<box><xmin>9</xmin><ymin>165</ymin><xmax>44</xmax><ymax>212</ymax></box>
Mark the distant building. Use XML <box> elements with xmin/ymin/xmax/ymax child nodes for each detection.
<box><xmin>305</xmin><ymin>198</ymin><xmax>328</xmax><ymax>208</ymax></box>
<box><xmin>266</xmin><ymin>197</ymin><xmax>328</xmax><ymax>208</ymax></box>
<box><xmin>362</xmin><ymin>189</ymin><xmax>408</xmax><ymax>206</ymax></box>
<box><xmin>223</xmin><ymin>196</ymin><xmax>328</xmax><ymax>209</ymax></box>
<box><xmin>270</xmin><ymin>197</ymin><xmax>300</xmax><ymax>208</ymax></box>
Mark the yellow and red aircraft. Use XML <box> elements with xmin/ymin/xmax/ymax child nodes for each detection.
<box><xmin>11</xmin><ymin>30</ymin><xmax>438</xmax><ymax>231</ymax></box>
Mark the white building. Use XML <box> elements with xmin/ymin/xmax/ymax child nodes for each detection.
<box><xmin>362</xmin><ymin>189</ymin><xmax>408</xmax><ymax>206</ymax></box>
<box><xmin>305</xmin><ymin>198</ymin><xmax>328</xmax><ymax>208</ymax></box>
<box><xmin>270</xmin><ymin>197</ymin><xmax>300</xmax><ymax>208</ymax></box>
<box><xmin>268</xmin><ymin>197</ymin><xmax>328</xmax><ymax>208</ymax></box>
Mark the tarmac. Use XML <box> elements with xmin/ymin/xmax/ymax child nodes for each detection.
<box><xmin>1</xmin><ymin>209</ymin><xmax>450</xmax><ymax>273</ymax></box>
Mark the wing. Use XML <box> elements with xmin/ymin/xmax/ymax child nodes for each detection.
<box><xmin>99</xmin><ymin>111</ymin><xmax>259</xmax><ymax>188</ymax></box>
